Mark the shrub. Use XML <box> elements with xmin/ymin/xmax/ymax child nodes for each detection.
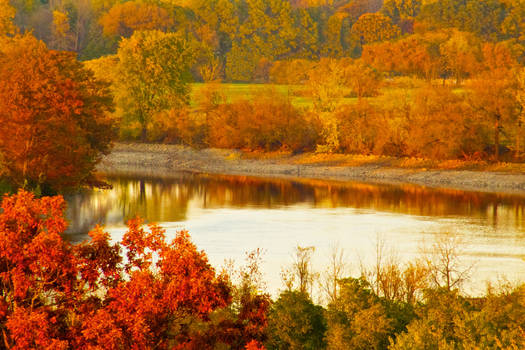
<box><xmin>208</xmin><ymin>91</ymin><xmax>320</xmax><ymax>152</ymax></box>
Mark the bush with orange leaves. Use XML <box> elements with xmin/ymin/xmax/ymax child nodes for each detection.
<box><xmin>207</xmin><ymin>91</ymin><xmax>320</xmax><ymax>152</ymax></box>
<box><xmin>150</xmin><ymin>108</ymin><xmax>208</xmax><ymax>147</ymax></box>
<box><xmin>0</xmin><ymin>191</ymin><xmax>268</xmax><ymax>349</ymax></box>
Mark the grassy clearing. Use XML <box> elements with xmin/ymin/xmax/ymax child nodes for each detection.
<box><xmin>190</xmin><ymin>78</ymin><xmax>436</xmax><ymax>110</ymax></box>
<box><xmin>190</xmin><ymin>83</ymin><xmax>358</xmax><ymax>109</ymax></box>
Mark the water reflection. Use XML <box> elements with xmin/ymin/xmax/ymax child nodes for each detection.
<box><xmin>66</xmin><ymin>172</ymin><xmax>525</xmax><ymax>237</ymax></box>
<box><xmin>64</xmin><ymin>172</ymin><xmax>525</xmax><ymax>294</ymax></box>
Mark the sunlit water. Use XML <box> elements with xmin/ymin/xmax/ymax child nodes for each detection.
<box><xmin>65</xmin><ymin>172</ymin><xmax>525</xmax><ymax>296</ymax></box>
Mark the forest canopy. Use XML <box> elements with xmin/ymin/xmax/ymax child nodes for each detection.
<box><xmin>8</xmin><ymin>0</ymin><xmax>525</xmax><ymax>80</ymax></box>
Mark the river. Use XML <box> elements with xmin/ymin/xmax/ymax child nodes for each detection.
<box><xmin>65</xmin><ymin>172</ymin><xmax>525</xmax><ymax>296</ymax></box>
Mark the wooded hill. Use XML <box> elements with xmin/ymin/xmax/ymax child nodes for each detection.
<box><xmin>8</xmin><ymin>0</ymin><xmax>525</xmax><ymax>82</ymax></box>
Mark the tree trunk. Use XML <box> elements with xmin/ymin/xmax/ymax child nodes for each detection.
<box><xmin>141</xmin><ymin>125</ymin><xmax>147</xmax><ymax>143</ymax></box>
<box><xmin>514</xmin><ymin>125</ymin><xmax>521</xmax><ymax>159</ymax></box>
<box><xmin>494</xmin><ymin>115</ymin><xmax>500</xmax><ymax>162</ymax></box>
<box><xmin>516</xmin><ymin>119</ymin><xmax>522</xmax><ymax>160</ymax></box>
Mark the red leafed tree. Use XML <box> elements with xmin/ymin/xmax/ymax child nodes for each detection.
<box><xmin>0</xmin><ymin>191</ymin><xmax>268</xmax><ymax>349</ymax></box>
<box><xmin>0</xmin><ymin>34</ymin><xmax>116</xmax><ymax>193</ymax></box>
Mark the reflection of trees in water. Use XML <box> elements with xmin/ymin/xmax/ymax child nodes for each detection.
<box><xmin>109</xmin><ymin>175</ymin><xmax>194</xmax><ymax>223</ymax></box>
<box><xmin>65</xmin><ymin>192</ymin><xmax>115</xmax><ymax>238</ymax></box>
<box><xmin>66</xmin><ymin>173</ymin><xmax>525</xmax><ymax>236</ymax></box>
<box><xmin>195</xmin><ymin>175</ymin><xmax>525</xmax><ymax>230</ymax></box>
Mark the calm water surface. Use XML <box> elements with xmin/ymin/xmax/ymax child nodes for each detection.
<box><xmin>65</xmin><ymin>172</ymin><xmax>525</xmax><ymax>295</ymax></box>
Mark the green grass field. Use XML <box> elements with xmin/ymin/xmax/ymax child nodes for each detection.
<box><xmin>190</xmin><ymin>79</ymin><xmax>459</xmax><ymax>111</ymax></box>
<box><xmin>190</xmin><ymin>83</ymin><xmax>358</xmax><ymax>109</ymax></box>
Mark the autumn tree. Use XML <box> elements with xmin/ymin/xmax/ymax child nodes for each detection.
<box><xmin>418</xmin><ymin>0</ymin><xmax>506</xmax><ymax>40</ymax></box>
<box><xmin>207</xmin><ymin>90</ymin><xmax>318</xmax><ymax>152</ymax></box>
<box><xmin>363</xmin><ymin>35</ymin><xmax>442</xmax><ymax>80</ymax></box>
<box><xmin>501</xmin><ymin>0</ymin><xmax>525</xmax><ymax>43</ymax></box>
<box><xmin>325</xmin><ymin>278</ymin><xmax>392</xmax><ymax>350</ymax></box>
<box><xmin>51</xmin><ymin>10</ymin><xmax>74</xmax><ymax>51</ymax></box>
<box><xmin>212</xmin><ymin>249</ymin><xmax>271</xmax><ymax>349</ymax></box>
<box><xmin>468</xmin><ymin>59</ymin><xmax>518</xmax><ymax>162</ymax></box>
<box><xmin>99</xmin><ymin>1</ymin><xmax>175</xmax><ymax>38</ymax></box>
<box><xmin>336</xmin><ymin>100</ymin><xmax>380</xmax><ymax>154</ymax></box>
<box><xmin>339</xmin><ymin>0</ymin><xmax>381</xmax><ymax>22</ymax></box>
<box><xmin>269</xmin><ymin>59</ymin><xmax>315</xmax><ymax>84</ymax></box>
<box><xmin>422</xmin><ymin>231</ymin><xmax>474</xmax><ymax>291</ymax></box>
<box><xmin>473</xmin><ymin>284</ymin><xmax>525</xmax><ymax>349</ymax></box>
<box><xmin>516</xmin><ymin>68</ymin><xmax>525</xmax><ymax>156</ymax></box>
<box><xmin>390</xmin><ymin>288</ymin><xmax>473</xmax><ymax>349</ymax></box>
<box><xmin>292</xmin><ymin>8</ymin><xmax>320</xmax><ymax>59</ymax></box>
<box><xmin>267</xmin><ymin>291</ymin><xmax>326</xmax><ymax>350</ymax></box>
<box><xmin>115</xmin><ymin>30</ymin><xmax>194</xmax><ymax>142</ymax></box>
<box><xmin>306</xmin><ymin>58</ymin><xmax>348</xmax><ymax>152</ymax></box>
<box><xmin>92</xmin><ymin>220</ymin><xmax>231</xmax><ymax>349</ymax></box>
<box><xmin>391</xmin><ymin>283</ymin><xmax>525</xmax><ymax>349</ymax></box>
<box><xmin>0</xmin><ymin>34</ymin><xmax>115</xmax><ymax>193</ymax></box>
<box><xmin>406</xmin><ymin>85</ymin><xmax>484</xmax><ymax>159</ymax></box>
<box><xmin>225</xmin><ymin>0</ymin><xmax>310</xmax><ymax>81</ymax></box>
<box><xmin>382</xmin><ymin>0</ymin><xmax>422</xmax><ymax>23</ymax></box>
<box><xmin>321</xmin><ymin>12</ymin><xmax>349</xmax><ymax>58</ymax></box>
<box><xmin>440</xmin><ymin>30</ymin><xmax>481</xmax><ymax>84</ymax></box>
<box><xmin>320</xmin><ymin>245</ymin><xmax>348</xmax><ymax>305</ymax></box>
<box><xmin>351</xmin><ymin>13</ymin><xmax>401</xmax><ymax>46</ymax></box>
<box><xmin>189</xmin><ymin>0</ymin><xmax>238</xmax><ymax>58</ymax></box>
<box><xmin>0</xmin><ymin>0</ymin><xmax>16</xmax><ymax>36</ymax></box>
<box><xmin>344</xmin><ymin>60</ymin><xmax>382</xmax><ymax>99</ymax></box>
<box><xmin>291</xmin><ymin>246</ymin><xmax>318</xmax><ymax>295</ymax></box>
<box><xmin>0</xmin><ymin>190</ymin><xmax>264</xmax><ymax>349</ymax></box>
<box><xmin>307</xmin><ymin>58</ymin><xmax>347</xmax><ymax>113</ymax></box>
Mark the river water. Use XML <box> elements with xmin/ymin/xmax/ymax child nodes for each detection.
<box><xmin>65</xmin><ymin>172</ymin><xmax>525</xmax><ymax>295</ymax></box>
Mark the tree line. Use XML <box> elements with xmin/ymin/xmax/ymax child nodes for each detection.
<box><xmin>7</xmin><ymin>0</ymin><xmax>525</xmax><ymax>81</ymax></box>
<box><xmin>74</xmin><ymin>0</ymin><xmax>524</xmax><ymax>162</ymax></box>
<box><xmin>91</xmin><ymin>52</ymin><xmax>523</xmax><ymax>163</ymax></box>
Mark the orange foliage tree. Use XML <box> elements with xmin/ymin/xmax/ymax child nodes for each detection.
<box><xmin>0</xmin><ymin>34</ymin><xmax>116</xmax><ymax>193</ymax></box>
<box><xmin>362</xmin><ymin>35</ymin><xmax>441</xmax><ymax>80</ymax></box>
<box><xmin>468</xmin><ymin>43</ymin><xmax>520</xmax><ymax>162</ymax></box>
<box><xmin>406</xmin><ymin>85</ymin><xmax>485</xmax><ymax>159</ymax></box>
<box><xmin>99</xmin><ymin>1</ymin><xmax>175</xmax><ymax>38</ymax></box>
<box><xmin>207</xmin><ymin>91</ymin><xmax>319</xmax><ymax>152</ymax></box>
<box><xmin>0</xmin><ymin>190</ymin><xmax>268</xmax><ymax>349</ymax></box>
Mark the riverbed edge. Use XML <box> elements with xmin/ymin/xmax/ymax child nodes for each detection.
<box><xmin>98</xmin><ymin>143</ymin><xmax>525</xmax><ymax>195</ymax></box>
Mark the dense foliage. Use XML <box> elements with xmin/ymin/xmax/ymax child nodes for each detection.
<box><xmin>0</xmin><ymin>191</ymin><xmax>269</xmax><ymax>349</ymax></box>
<box><xmin>0</xmin><ymin>34</ymin><xmax>116</xmax><ymax>193</ymax></box>
<box><xmin>8</xmin><ymin>0</ymin><xmax>525</xmax><ymax>79</ymax></box>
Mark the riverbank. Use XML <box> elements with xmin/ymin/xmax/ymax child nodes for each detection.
<box><xmin>98</xmin><ymin>143</ymin><xmax>525</xmax><ymax>194</ymax></box>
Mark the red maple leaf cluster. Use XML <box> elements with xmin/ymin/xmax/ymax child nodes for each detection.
<box><xmin>0</xmin><ymin>191</ymin><xmax>268</xmax><ymax>349</ymax></box>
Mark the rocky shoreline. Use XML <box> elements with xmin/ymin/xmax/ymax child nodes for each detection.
<box><xmin>98</xmin><ymin>143</ymin><xmax>525</xmax><ymax>195</ymax></box>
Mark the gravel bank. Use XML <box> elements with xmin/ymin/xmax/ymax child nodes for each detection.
<box><xmin>98</xmin><ymin>143</ymin><xmax>525</xmax><ymax>194</ymax></box>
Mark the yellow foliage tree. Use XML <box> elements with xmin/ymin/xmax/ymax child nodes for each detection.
<box><xmin>115</xmin><ymin>30</ymin><xmax>194</xmax><ymax>142</ymax></box>
<box><xmin>351</xmin><ymin>13</ymin><xmax>401</xmax><ymax>46</ymax></box>
<box><xmin>0</xmin><ymin>0</ymin><xmax>16</xmax><ymax>36</ymax></box>
<box><xmin>52</xmin><ymin>10</ymin><xmax>74</xmax><ymax>51</ymax></box>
